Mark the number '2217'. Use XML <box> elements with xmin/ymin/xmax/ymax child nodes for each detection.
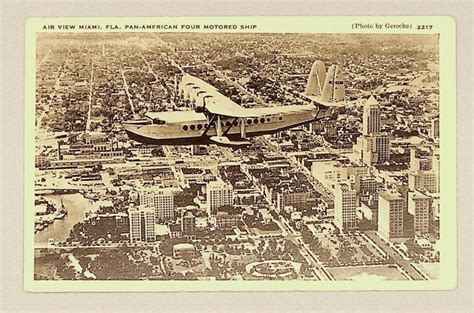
<box><xmin>417</xmin><ymin>25</ymin><xmax>433</xmax><ymax>30</ymax></box>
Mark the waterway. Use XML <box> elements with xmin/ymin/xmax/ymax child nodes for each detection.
<box><xmin>34</xmin><ymin>193</ymin><xmax>95</xmax><ymax>245</ymax></box>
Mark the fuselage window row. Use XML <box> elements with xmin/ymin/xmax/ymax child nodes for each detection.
<box><xmin>181</xmin><ymin>116</ymin><xmax>282</xmax><ymax>131</ymax></box>
<box><xmin>182</xmin><ymin>124</ymin><xmax>208</xmax><ymax>131</ymax></box>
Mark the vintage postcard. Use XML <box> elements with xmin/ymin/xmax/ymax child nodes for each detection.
<box><xmin>24</xmin><ymin>16</ymin><xmax>456</xmax><ymax>292</ymax></box>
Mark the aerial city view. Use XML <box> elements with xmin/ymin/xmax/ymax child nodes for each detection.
<box><xmin>33</xmin><ymin>32</ymin><xmax>440</xmax><ymax>281</ymax></box>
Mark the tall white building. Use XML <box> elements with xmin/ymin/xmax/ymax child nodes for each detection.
<box><xmin>355</xmin><ymin>134</ymin><xmax>390</xmax><ymax>166</ymax></box>
<box><xmin>206</xmin><ymin>180</ymin><xmax>234</xmax><ymax>216</ymax></box>
<box><xmin>354</xmin><ymin>96</ymin><xmax>390</xmax><ymax>166</ymax></box>
<box><xmin>408</xmin><ymin>190</ymin><xmax>432</xmax><ymax>235</ymax></box>
<box><xmin>362</xmin><ymin>96</ymin><xmax>381</xmax><ymax>135</ymax></box>
<box><xmin>128</xmin><ymin>206</ymin><xmax>156</xmax><ymax>243</ymax></box>
<box><xmin>139</xmin><ymin>187</ymin><xmax>175</xmax><ymax>222</ymax></box>
<box><xmin>334</xmin><ymin>183</ymin><xmax>357</xmax><ymax>231</ymax></box>
<box><xmin>408</xmin><ymin>148</ymin><xmax>439</xmax><ymax>193</ymax></box>
<box><xmin>378</xmin><ymin>191</ymin><xmax>404</xmax><ymax>240</ymax></box>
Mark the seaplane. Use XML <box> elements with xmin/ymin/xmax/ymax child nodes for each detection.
<box><xmin>123</xmin><ymin>60</ymin><xmax>345</xmax><ymax>147</ymax></box>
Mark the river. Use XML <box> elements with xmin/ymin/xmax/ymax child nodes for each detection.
<box><xmin>34</xmin><ymin>193</ymin><xmax>95</xmax><ymax>245</ymax></box>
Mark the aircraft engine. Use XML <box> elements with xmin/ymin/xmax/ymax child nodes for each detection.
<box><xmin>194</xmin><ymin>104</ymin><xmax>205</xmax><ymax>113</ymax></box>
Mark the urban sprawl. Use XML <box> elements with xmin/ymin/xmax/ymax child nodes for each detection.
<box><xmin>34</xmin><ymin>33</ymin><xmax>440</xmax><ymax>281</ymax></box>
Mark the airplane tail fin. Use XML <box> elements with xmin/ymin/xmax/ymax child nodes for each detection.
<box><xmin>321</xmin><ymin>64</ymin><xmax>345</xmax><ymax>102</ymax></box>
<box><xmin>304</xmin><ymin>60</ymin><xmax>326</xmax><ymax>96</ymax></box>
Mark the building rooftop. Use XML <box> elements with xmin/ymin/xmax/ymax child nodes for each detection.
<box><xmin>139</xmin><ymin>186</ymin><xmax>179</xmax><ymax>194</ymax></box>
<box><xmin>379</xmin><ymin>190</ymin><xmax>404</xmax><ymax>201</ymax></box>
<box><xmin>337</xmin><ymin>182</ymin><xmax>352</xmax><ymax>191</ymax></box>
<box><xmin>182</xmin><ymin>167</ymin><xmax>204</xmax><ymax>175</ymax></box>
<box><xmin>182</xmin><ymin>210</ymin><xmax>195</xmax><ymax>218</ymax></box>
<box><xmin>216</xmin><ymin>205</ymin><xmax>240</xmax><ymax>216</ymax></box>
<box><xmin>364</xmin><ymin>95</ymin><xmax>379</xmax><ymax>107</ymax></box>
<box><xmin>410</xmin><ymin>190</ymin><xmax>431</xmax><ymax>200</ymax></box>
<box><xmin>173</xmin><ymin>243</ymin><xmax>194</xmax><ymax>251</ymax></box>
<box><xmin>169</xmin><ymin>224</ymin><xmax>182</xmax><ymax>232</ymax></box>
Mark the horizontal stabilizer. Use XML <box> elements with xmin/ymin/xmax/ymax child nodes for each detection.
<box><xmin>304</xmin><ymin>95</ymin><xmax>344</xmax><ymax>108</ymax></box>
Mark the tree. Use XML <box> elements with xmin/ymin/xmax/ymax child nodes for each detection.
<box><xmin>268</xmin><ymin>239</ymin><xmax>277</xmax><ymax>254</ymax></box>
<box><xmin>151</xmin><ymin>147</ymin><xmax>162</xmax><ymax>157</ymax></box>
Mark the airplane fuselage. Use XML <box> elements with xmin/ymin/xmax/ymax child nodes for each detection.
<box><xmin>123</xmin><ymin>105</ymin><xmax>318</xmax><ymax>146</ymax></box>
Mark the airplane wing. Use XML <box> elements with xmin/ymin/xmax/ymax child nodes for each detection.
<box><xmin>181</xmin><ymin>74</ymin><xmax>328</xmax><ymax>118</ymax></box>
<box><xmin>205</xmin><ymin>96</ymin><xmax>257</xmax><ymax>118</ymax></box>
<box><xmin>181</xmin><ymin>74</ymin><xmax>257</xmax><ymax>118</ymax></box>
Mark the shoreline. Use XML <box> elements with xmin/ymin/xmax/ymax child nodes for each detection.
<box><xmin>34</xmin><ymin>193</ymin><xmax>96</xmax><ymax>245</ymax></box>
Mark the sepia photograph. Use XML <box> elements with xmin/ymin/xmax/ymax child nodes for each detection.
<box><xmin>23</xmin><ymin>16</ymin><xmax>457</xmax><ymax>291</ymax></box>
<box><xmin>0</xmin><ymin>0</ymin><xmax>471</xmax><ymax>309</ymax></box>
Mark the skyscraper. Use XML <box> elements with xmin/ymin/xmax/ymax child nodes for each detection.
<box><xmin>374</xmin><ymin>135</ymin><xmax>390</xmax><ymax>162</ymax></box>
<box><xmin>408</xmin><ymin>190</ymin><xmax>432</xmax><ymax>236</ymax></box>
<box><xmin>206</xmin><ymin>180</ymin><xmax>234</xmax><ymax>216</ymax></box>
<box><xmin>128</xmin><ymin>206</ymin><xmax>156</xmax><ymax>243</ymax></box>
<box><xmin>334</xmin><ymin>182</ymin><xmax>358</xmax><ymax>231</ymax></box>
<box><xmin>378</xmin><ymin>191</ymin><xmax>404</xmax><ymax>240</ymax></box>
<box><xmin>139</xmin><ymin>187</ymin><xmax>175</xmax><ymax>222</ymax></box>
<box><xmin>354</xmin><ymin>96</ymin><xmax>390</xmax><ymax>166</ymax></box>
<box><xmin>362</xmin><ymin>96</ymin><xmax>381</xmax><ymax>135</ymax></box>
<box><xmin>355</xmin><ymin>134</ymin><xmax>390</xmax><ymax>166</ymax></box>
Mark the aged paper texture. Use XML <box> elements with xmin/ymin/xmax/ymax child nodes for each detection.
<box><xmin>24</xmin><ymin>16</ymin><xmax>456</xmax><ymax>292</ymax></box>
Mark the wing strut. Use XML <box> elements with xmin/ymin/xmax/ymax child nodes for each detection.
<box><xmin>223</xmin><ymin>117</ymin><xmax>239</xmax><ymax>136</ymax></box>
<box><xmin>314</xmin><ymin>103</ymin><xmax>333</xmax><ymax>120</ymax></box>
<box><xmin>240</xmin><ymin>118</ymin><xmax>246</xmax><ymax>138</ymax></box>
<box><xmin>202</xmin><ymin>114</ymin><xmax>216</xmax><ymax>137</ymax></box>
<box><xmin>217</xmin><ymin>115</ymin><xmax>222</xmax><ymax>136</ymax></box>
